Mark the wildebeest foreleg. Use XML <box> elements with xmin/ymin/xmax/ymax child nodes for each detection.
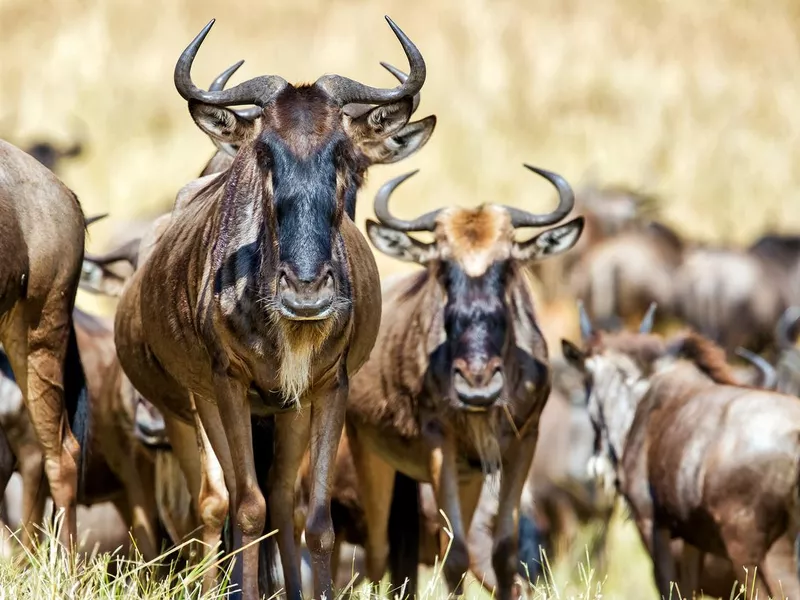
<box><xmin>198</xmin><ymin>376</ymin><xmax>264</xmax><ymax>600</ymax></box>
<box><xmin>493</xmin><ymin>433</ymin><xmax>538</xmax><ymax>600</ymax></box>
<box><xmin>269</xmin><ymin>409</ymin><xmax>311</xmax><ymax>600</ymax></box>
<box><xmin>306</xmin><ymin>373</ymin><xmax>349</xmax><ymax>600</ymax></box>
<box><xmin>428</xmin><ymin>432</ymin><xmax>470</xmax><ymax>593</ymax></box>
<box><xmin>651</xmin><ymin>526</ymin><xmax>677</xmax><ymax>599</ymax></box>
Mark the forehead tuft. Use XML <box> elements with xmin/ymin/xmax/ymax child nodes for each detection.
<box><xmin>261</xmin><ymin>85</ymin><xmax>341</xmax><ymax>158</ymax></box>
<box><xmin>436</xmin><ymin>206</ymin><xmax>513</xmax><ymax>277</ymax></box>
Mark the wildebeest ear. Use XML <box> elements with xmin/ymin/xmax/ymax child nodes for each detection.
<box><xmin>513</xmin><ymin>217</ymin><xmax>583</xmax><ymax>260</ymax></box>
<box><xmin>365</xmin><ymin>219</ymin><xmax>435</xmax><ymax>264</ymax></box>
<box><xmin>513</xmin><ymin>216</ymin><xmax>585</xmax><ymax>261</ymax></box>
<box><xmin>189</xmin><ymin>101</ymin><xmax>256</xmax><ymax>146</ymax></box>
<box><xmin>348</xmin><ymin>97</ymin><xmax>414</xmax><ymax>140</ymax></box>
<box><xmin>369</xmin><ymin>116</ymin><xmax>437</xmax><ymax>164</ymax></box>
<box><xmin>561</xmin><ymin>339</ymin><xmax>586</xmax><ymax>369</ymax></box>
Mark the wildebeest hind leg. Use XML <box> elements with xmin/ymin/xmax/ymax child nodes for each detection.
<box><xmin>164</xmin><ymin>409</ymin><xmax>228</xmax><ymax>591</ymax></box>
<box><xmin>17</xmin><ymin>444</ymin><xmax>47</xmax><ymax>549</ymax></box>
<box><xmin>6</xmin><ymin>308</ymin><xmax>78</xmax><ymax>549</ymax></box>
<box><xmin>346</xmin><ymin>421</ymin><xmax>396</xmax><ymax>584</ymax></box>
<box><xmin>268</xmin><ymin>409</ymin><xmax>311</xmax><ymax>600</ymax></box>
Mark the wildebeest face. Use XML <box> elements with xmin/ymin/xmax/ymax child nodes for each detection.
<box><xmin>369</xmin><ymin>203</ymin><xmax>584</xmax><ymax>410</ymax></box>
<box><xmin>177</xmin><ymin>18</ymin><xmax>432</xmax><ymax>323</ymax></box>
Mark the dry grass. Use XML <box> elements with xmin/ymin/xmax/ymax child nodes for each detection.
<box><xmin>1</xmin><ymin>1</ymin><xmax>797</xmax><ymax>598</ymax></box>
<box><xmin>0</xmin><ymin>505</ymin><xmax>774</xmax><ymax>600</ymax></box>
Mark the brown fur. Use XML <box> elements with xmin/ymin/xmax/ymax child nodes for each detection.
<box><xmin>438</xmin><ymin>207</ymin><xmax>513</xmax><ymax>276</ymax></box>
<box><xmin>569</xmin><ymin>326</ymin><xmax>800</xmax><ymax>599</ymax></box>
<box><xmin>0</xmin><ymin>307</ymin><xmax>167</xmax><ymax>559</ymax></box>
<box><xmin>113</xmin><ymin>52</ymin><xmax>435</xmax><ymax>600</ymax></box>
<box><xmin>347</xmin><ymin>201</ymin><xmax>584</xmax><ymax>599</ymax></box>
<box><xmin>0</xmin><ymin>138</ymin><xmax>87</xmax><ymax>549</ymax></box>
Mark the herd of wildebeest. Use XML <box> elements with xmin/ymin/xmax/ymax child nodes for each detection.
<box><xmin>3</xmin><ymin>15</ymin><xmax>800</xmax><ymax>600</ymax></box>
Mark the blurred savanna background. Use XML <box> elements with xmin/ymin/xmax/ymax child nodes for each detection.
<box><xmin>2</xmin><ymin>0</ymin><xmax>800</xmax><ymax>597</ymax></box>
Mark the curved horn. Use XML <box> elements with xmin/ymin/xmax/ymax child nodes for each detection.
<box><xmin>735</xmin><ymin>347</ymin><xmax>777</xmax><ymax>391</ymax></box>
<box><xmin>379</xmin><ymin>61</ymin><xmax>421</xmax><ymax>114</ymax></box>
<box><xmin>85</xmin><ymin>213</ymin><xmax>109</xmax><ymax>227</ymax></box>
<box><xmin>577</xmin><ymin>300</ymin><xmax>594</xmax><ymax>343</ymax></box>
<box><xmin>209</xmin><ymin>60</ymin><xmax>244</xmax><ymax>92</ymax></box>
<box><xmin>776</xmin><ymin>306</ymin><xmax>800</xmax><ymax>349</ymax></box>
<box><xmin>373</xmin><ymin>170</ymin><xmax>442</xmax><ymax>232</ymax></box>
<box><xmin>209</xmin><ymin>61</ymin><xmax>264</xmax><ymax>121</ymax></box>
<box><xmin>343</xmin><ymin>61</ymin><xmax>422</xmax><ymax>119</ymax></box>
<box><xmin>316</xmin><ymin>16</ymin><xmax>425</xmax><ymax>106</ymax></box>
<box><xmin>639</xmin><ymin>302</ymin><xmax>658</xmax><ymax>334</ymax></box>
<box><xmin>504</xmin><ymin>164</ymin><xmax>575</xmax><ymax>228</ymax></box>
<box><xmin>174</xmin><ymin>19</ymin><xmax>287</xmax><ymax>107</ymax></box>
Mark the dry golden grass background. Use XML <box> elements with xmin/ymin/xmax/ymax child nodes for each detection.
<box><xmin>0</xmin><ymin>0</ymin><xmax>795</xmax><ymax>597</ymax></box>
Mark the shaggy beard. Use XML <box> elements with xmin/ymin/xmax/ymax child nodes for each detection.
<box><xmin>455</xmin><ymin>411</ymin><xmax>503</xmax><ymax>496</ymax></box>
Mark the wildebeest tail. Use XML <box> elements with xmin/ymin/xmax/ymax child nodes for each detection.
<box><xmin>388</xmin><ymin>470</ymin><xmax>420</xmax><ymax>598</ymax></box>
<box><xmin>64</xmin><ymin>319</ymin><xmax>90</xmax><ymax>499</ymax></box>
<box><xmin>252</xmin><ymin>416</ymin><xmax>280</xmax><ymax>598</ymax></box>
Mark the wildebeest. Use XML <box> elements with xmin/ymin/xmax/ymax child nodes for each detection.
<box><xmin>562</xmin><ymin>307</ymin><xmax>800</xmax><ymax>599</ymax></box>
<box><xmin>568</xmin><ymin>221</ymin><xmax>684</xmax><ymax>332</ymax></box>
<box><xmin>23</xmin><ymin>139</ymin><xmax>84</xmax><ymax>174</ymax></box>
<box><xmin>774</xmin><ymin>306</ymin><xmax>800</xmax><ymax>397</ymax></box>
<box><xmin>672</xmin><ymin>243</ymin><xmax>788</xmax><ymax>355</ymax></box>
<box><xmin>0</xmin><ymin>306</ymin><xmax>169</xmax><ymax>560</ymax></box>
<box><xmin>528</xmin><ymin>183</ymin><xmax>661</xmax><ymax>307</ymax></box>
<box><xmin>0</xmin><ymin>139</ymin><xmax>91</xmax><ymax>548</ymax></box>
<box><xmin>113</xmin><ymin>16</ymin><xmax>433</xmax><ymax>600</ymax></box>
<box><xmin>343</xmin><ymin>167</ymin><xmax>583</xmax><ymax>599</ymax></box>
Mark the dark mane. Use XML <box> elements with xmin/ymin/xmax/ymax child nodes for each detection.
<box><xmin>666</xmin><ymin>330</ymin><xmax>740</xmax><ymax>385</ymax></box>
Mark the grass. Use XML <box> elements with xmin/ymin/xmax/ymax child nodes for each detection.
<box><xmin>0</xmin><ymin>503</ymin><xmax>775</xmax><ymax>600</ymax></box>
<box><xmin>1</xmin><ymin>0</ymin><xmax>798</xmax><ymax>598</ymax></box>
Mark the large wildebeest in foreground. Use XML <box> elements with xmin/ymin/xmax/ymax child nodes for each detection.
<box><xmin>343</xmin><ymin>167</ymin><xmax>583</xmax><ymax>600</ymax></box>
<box><xmin>562</xmin><ymin>309</ymin><xmax>800</xmax><ymax>599</ymax></box>
<box><xmin>0</xmin><ymin>139</ymin><xmax>91</xmax><ymax>548</ymax></box>
<box><xmin>113</xmin><ymin>15</ymin><xmax>433</xmax><ymax>600</ymax></box>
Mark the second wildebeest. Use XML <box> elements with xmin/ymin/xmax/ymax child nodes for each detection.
<box><xmin>344</xmin><ymin>167</ymin><xmax>584</xmax><ymax>600</ymax></box>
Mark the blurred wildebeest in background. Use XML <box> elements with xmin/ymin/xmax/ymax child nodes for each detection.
<box><xmin>564</xmin><ymin>307</ymin><xmax>800</xmax><ymax>599</ymax></box>
<box><xmin>23</xmin><ymin>140</ymin><xmax>84</xmax><ymax>173</ymax></box>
